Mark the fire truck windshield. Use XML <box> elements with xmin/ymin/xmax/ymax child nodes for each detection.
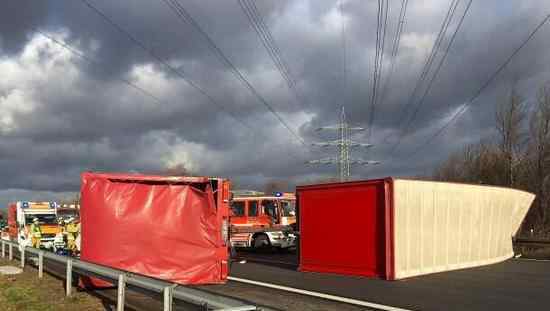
<box><xmin>231</xmin><ymin>201</ymin><xmax>245</xmax><ymax>216</ymax></box>
<box><xmin>281</xmin><ymin>201</ymin><xmax>296</xmax><ymax>217</ymax></box>
<box><xmin>25</xmin><ymin>214</ymin><xmax>57</xmax><ymax>225</ymax></box>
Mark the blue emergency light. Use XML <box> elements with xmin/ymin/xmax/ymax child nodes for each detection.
<box><xmin>22</xmin><ymin>202</ymin><xmax>30</xmax><ymax>208</ymax></box>
<box><xmin>49</xmin><ymin>202</ymin><xmax>56</xmax><ymax>209</ymax></box>
<box><xmin>274</xmin><ymin>192</ymin><xmax>283</xmax><ymax>197</ymax></box>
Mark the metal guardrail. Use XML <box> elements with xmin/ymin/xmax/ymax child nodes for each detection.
<box><xmin>513</xmin><ymin>237</ymin><xmax>550</xmax><ymax>247</ymax></box>
<box><xmin>1</xmin><ymin>239</ymin><xmax>264</xmax><ymax>311</ymax></box>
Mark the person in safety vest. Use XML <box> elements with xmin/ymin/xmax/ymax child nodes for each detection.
<box><xmin>65</xmin><ymin>218</ymin><xmax>80</xmax><ymax>255</ymax></box>
<box><xmin>55</xmin><ymin>218</ymin><xmax>65</xmax><ymax>234</ymax></box>
<box><xmin>30</xmin><ymin>217</ymin><xmax>42</xmax><ymax>248</ymax></box>
<box><xmin>53</xmin><ymin>218</ymin><xmax>66</xmax><ymax>253</ymax></box>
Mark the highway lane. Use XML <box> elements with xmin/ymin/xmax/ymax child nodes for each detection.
<box><xmin>223</xmin><ymin>253</ymin><xmax>550</xmax><ymax>311</ymax></box>
<box><xmin>6</xmin><ymin>247</ymin><xmax>549</xmax><ymax>310</ymax></box>
<box><xmin>199</xmin><ymin>280</ymin><xmax>366</xmax><ymax>311</ymax></box>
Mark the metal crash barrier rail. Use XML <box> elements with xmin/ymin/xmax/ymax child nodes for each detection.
<box><xmin>1</xmin><ymin>240</ymin><xmax>263</xmax><ymax>311</ymax></box>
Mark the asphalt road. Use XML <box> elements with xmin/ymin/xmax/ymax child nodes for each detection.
<box><xmin>6</xmin><ymin>247</ymin><xmax>550</xmax><ymax>310</ymax></box>
<box><xmin>223</xmin><ymin>251</ymin><xmax>550</xmax><ymax>311</ymax></box>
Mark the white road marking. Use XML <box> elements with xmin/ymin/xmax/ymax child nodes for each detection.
<box><xmin>227</xmin><ymin>276</ymin><xmax>414</xmax><ymax>311</ymax></box>
<box><xmin>237</xmin><ymin>257</ymin><xmax>295</xmax><ymax>266</ymax></box>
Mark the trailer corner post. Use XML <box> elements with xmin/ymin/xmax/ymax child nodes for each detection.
<box><xmin>117</xmin><ymin>274</ymin><xmax>126</xmax><ymax>311</ymax></box>
<box><xmin>38</xmin><ymin>251</ymin><xmax>44</xmax><ymax>279</ymax></box>
<box><xmin>66</xmin><ymin>258</ymin><xmax>73</xmax><ymax>297</ymax></box>
<box><xmin>20</xmin><ymin>247</ymin><xmax>25</xmax><ymax>268</ymax></box>
<box><xmin>8</xmin><ymin>243</ymin><xmax>13</xmax><ymax>260</ymax></box>
<box><xmin>164</xmin><ymin>285</ymin><xmax>175</xmax><ymax>311</ymax></box>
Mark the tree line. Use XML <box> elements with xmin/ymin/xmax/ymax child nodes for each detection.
<box><xmin>434</xmin><ymin>83</ymin><xmax>550</xmax><ymax>237</ymax></box>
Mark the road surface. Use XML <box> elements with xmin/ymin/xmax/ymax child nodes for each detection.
<box><xmin>6</xmin><ymin>247</ymin><xmax>549</xmax><ymax>310</ymax></box>
<box><xmin>219</xmin><ymin>250</ymin><xmax>549</xmax><ymax>311</ymax></box>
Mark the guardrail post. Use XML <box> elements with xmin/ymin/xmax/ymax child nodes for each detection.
<box><xmin>9</xmin><ymin>243</ymin><xmax>13</xmax><ymax>260</ymax></box>
<box><xmin>38</xmin><ymin>251</ymin><xmax>44</xmax><ymax>279</ymax></box>
<box><xmin>66</xmin><ymin>259</ymin><xmax>73</xmax><ymax>297</ymax></box>
<box><xmin>20</xmin><ymin>247</ymin><xmax>25</xmax><ymax>268</ymax></box>
<box><xmin>1</xmin><ymin>241</ymin><xmax>5</xmax><ymax>258</ymax></box>
<box><xmin>117</xmin><ymin>274</ymin><xmax>126</xmax><ymax>311</ymax></box>
<box><xmin>164</xmin><ymin>285</ymin><xmax>174</xmax><ymax>311</ymax></box>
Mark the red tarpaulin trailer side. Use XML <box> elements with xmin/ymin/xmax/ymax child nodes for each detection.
<box><xmin>80</xmin><ymin>172</ymin><xmax>230</xmax><ymax>286</ymax></box>
<box><xmin>297</xmin><ymin>179</ymin><xmax>392</xmax><ymax>279</ymax></box>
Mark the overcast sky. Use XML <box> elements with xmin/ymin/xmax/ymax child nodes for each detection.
<box><xmin>1</xmin><ymin>0</ymin><xmax>550</xmax><ymax>206</ymax></box>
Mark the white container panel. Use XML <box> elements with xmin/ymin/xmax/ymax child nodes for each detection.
<box><xmin>392</xmin><ymin>179</ymin><xmax>534</xmax><ymax>279</ymax></box>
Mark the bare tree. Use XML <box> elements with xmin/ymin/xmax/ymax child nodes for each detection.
<box><xmin>434</xmin><ymin>140</ymin><xmax>506</xmax><ymax>186</ymax></box>
<box><xmin>434</xmin><ymin>150</ymin><xmax>465</xmax><ymax>182</ymax></box>
<box><xmin>496</xmin><ymin>88</ymin><xmax>527</xmax><ymax>187</ymax></box>
<box><xmin>529</xmin><ymin>83</ymin><xmax>550</xmax><ymax>228</ymax></box>
<box><xmin>435</xmin><ymin>84</ymin><xmax>550</xmax><ymax>236</ymax></box>
<box><xmin>263</xmin><ymin>180</ymin><xmax>291</xmax><ymax>194</ymax></box>
<box><xmin>161</xmin><ymin>163</ymin><xmax>192</xmax><ymax>176</ymax></box>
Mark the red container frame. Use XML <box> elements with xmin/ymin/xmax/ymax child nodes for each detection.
<box><xmin>297</xmin><ymin>178</ymin><xmax>395</xmax><ymax>280</ymax></box>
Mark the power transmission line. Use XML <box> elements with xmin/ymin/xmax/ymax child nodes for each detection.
<box><xmin>32</xmin><ymin>28</ymin><xmax>164</xmax><ymax>106</ymax></box>
<box><xmin>75</xmin><ymin>0</ymin><xmax>310</xmax><ymax>164</ymax></box>
<box><xmin>237</xmin><ymin>0</ymin><xmax>310</xmax><ymax>110</ymax></box>
<box><xmin>160</xmin><ymin>0</ymin><xmax>307</xmax><ymax>147</ymax></box>
<box><xmin>389</xmin><ymin>0</ymin><xmax>472</xmax><ymax>155</ymax></box>
<box><xmin>382</xmin><ymin>0</ymin><xmax>460</xmax><ymax>144</ymax></box>
<box><xmin>339</xmin><ymin>0</ymin><xmax>347</xmax><ymax>104</ymax></box>
<box><xmin>379</xmin><ymin>0</ymin><xmax>409</xmax><ymax>106</ymax></box>
<box><xmin>368</xmin><ymin>0</ymin><xmax>382</xmax><ymax>141</ymax></box>
<box><xmin>368</xmin><ymin>0</ymin><xmax>389</xmax><ymax>140</ymax></box>
<box><xmin>307</xmin><ymin>107</ymin><xmax>379</xmax><ymax>181</ymax></box>
<box><xmin>32</xmin><ymin>29</ymin><xmax>317</xmax><ymax>160</ymax></box>
<box><xmin>34</xmin><ymin>27</ymin><xmax>262</xmax><ymax>134</ymax></box>
<box><xmin>415</xmin><ymin>0</ymin><xmax>460</xmax><ymax>96</ymax></box>
<box><xmin>408</xmin><ymin>13</ymin><xmax>550</xmax><ymax>158</ymax></box>
<box><xmin>76</xmin><ymin>0</ymin><xmax>253</xmax><ymax>131</ymax></box>
<box><xmin>37</xmin><ymin>28</ymin><xmax>311</xmax><ymax>164</ymax></box>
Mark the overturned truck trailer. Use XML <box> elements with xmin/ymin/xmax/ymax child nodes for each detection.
<box><xmin>297</xmin><ymin>178</ymin><xmax>535</xmax><ymax>280</ymax></box>
<box><xmin>80</xmin><ymin>172</ymin><xmax>231</xmax><ymax>286</ymax></box>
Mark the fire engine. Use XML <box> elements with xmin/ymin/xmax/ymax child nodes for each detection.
<box><xmin>0</xmin><ymin>213</ymin><xmax>7</xmax><ymax>240</ymax></box>
<box><xmin>7</xmin><ymin>201</ymin><xmax>60</xmax><ymax>249</ymax></box>
<box><xmin>229</xmin><ymin>191</ymin><xmax>296</xmax><ymax>250</ymax></box>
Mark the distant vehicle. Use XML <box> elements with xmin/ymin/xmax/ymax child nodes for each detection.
<box><xmin>0</xmin><ymin>216</ymin><xmax>7</xmax><ymax>239</ymax></box>
<box><xmin>229</xmin><ymin>191</ymin><xmax>296</xmax><ymax>250</ymax></box>
<box><xmin>7</xmin><ymin>201</ymin><xmax>60</xmax><ymax>250</ymax></box>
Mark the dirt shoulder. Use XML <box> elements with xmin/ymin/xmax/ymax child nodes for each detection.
<box><xmin>0</xmin><ymin>258</ymin><xmax>104</xmax><ymax>311</ymax></box>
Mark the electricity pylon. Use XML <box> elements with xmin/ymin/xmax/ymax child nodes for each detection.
<box><xmin>307</xmin><ymin>107</ymin><xmax>380</xmax><ymax>181</ymax></box>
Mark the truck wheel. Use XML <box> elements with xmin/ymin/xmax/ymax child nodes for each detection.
<box><xmin>253</xmin><ymin>234</ymin><xmax>271</xmax><ymax>251</ymax></box>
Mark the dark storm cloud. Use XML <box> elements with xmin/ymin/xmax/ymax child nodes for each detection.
<box><xmin>1</xmin><ymin>0</ymin><xmax>550</xmax><ymax>199</ymax></box>
<box><xmin>0</xmin><ymin>1</ymin><xmax>49</xmax><ymax>54</ymax></box>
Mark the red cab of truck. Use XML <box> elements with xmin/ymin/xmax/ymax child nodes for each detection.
<box><xmin>80</xmin><ymin>172</ymin><xmax>231</xmax><ymax>286</ymax></box>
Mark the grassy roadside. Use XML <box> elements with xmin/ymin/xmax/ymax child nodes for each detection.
<box><xmin>0</xmin><ymin>258</ymin><xmax>104</xmax><ymax>311</ymax></box>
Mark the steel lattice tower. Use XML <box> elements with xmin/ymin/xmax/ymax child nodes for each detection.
<box><xmin>307</xmin><ymin>107</ymin><xmax>380</xmax><ymax>181</ymax></box>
